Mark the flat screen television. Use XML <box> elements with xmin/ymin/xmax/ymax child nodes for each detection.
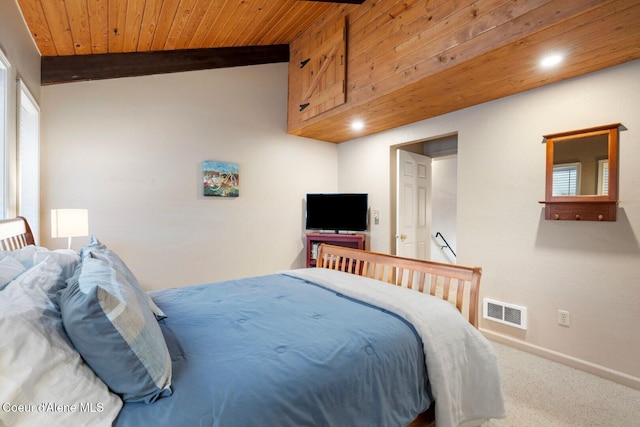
<box><xmin>305</xmin><ymin>193</ymin><xmax>368</xmax><ymax>232</ymax></box>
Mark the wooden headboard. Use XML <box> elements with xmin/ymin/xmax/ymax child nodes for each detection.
<box><xmin>0</xmin><ymin>217</ymin><xmax>36</xmax><ymax>250</ymax></box>
<box><xmin>316</xmin><ymin>244</ymin><xmax>482</xmax><ymax>328</ymax></box>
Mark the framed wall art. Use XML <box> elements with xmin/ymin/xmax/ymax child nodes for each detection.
<box><xmin>203</xmin><ymin>161</ymin><xmax>239</xmax><ymax>197</ymax></box>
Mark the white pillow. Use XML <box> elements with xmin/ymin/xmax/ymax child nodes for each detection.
<box><xmin>0</xmin><ymin>256</ymin><xmax>25</xmax><ymax>290</ymax></box>
<box><xmin>0</xmin><ymin>245</ymin><xmax>37</xmax><ymax>267</ymax></box>
<box><xmin>0</xmin><ymin>256</ymin><xmax>122</xmax><ymax>427</ymax></box>
<box><xmin>33</xmin><ymin>248</ymin><xmax>79</xmax><ymax>282</ymax></box>
<box><xmin>0</xmin><ymin>246</ymin><xmax>79</xmax><ymax>283</ymax></box>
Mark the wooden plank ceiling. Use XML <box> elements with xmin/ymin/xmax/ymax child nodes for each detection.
<box><xmin>18</xmin><ymin>0</ymin><xmax>343</xmax><ymax>83</ymax></box>
<box><xmin>19</xmin><ymin>0</ymin><xmax>335</xmax><ymax>56</ymax></box>
<box><xmin>16</xmin><ymin>0</ymin><xmax>640</xmax><ymax>143</ymax></box>
<box><xmin>287</xmin><ymin>0</ymin><xmax>640</xmax><ymax>142</ymax></box>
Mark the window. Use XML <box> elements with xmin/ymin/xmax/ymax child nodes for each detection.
<box><xmin>597</xmin><ymin>159</ymin><xmax>609</xmax><ymax>196</ymax></box>
<box><xmin>17</xmin><ymin>80</ymin><xmax>40</xmax><ymax>239</ymax></box>
<box><xmin>0</xmin><ymin>51</ymin><xmax>8</xmax><ymax>219</ymax></box>
<box><xmin>552</xmin><ymin>162</ymin><xmax>581</xmax><ymax>196</ymax></box>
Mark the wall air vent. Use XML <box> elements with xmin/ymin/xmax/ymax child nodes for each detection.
<box><xmin>483</xmin><ymin>298</ymin><xmax>527</xmax><ymax>330</ymax></box>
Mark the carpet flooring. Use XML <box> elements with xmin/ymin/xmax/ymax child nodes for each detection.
<box><xmin>481</xmin><ymin>341</ymin><xmax>640</xmax><ymax>427</ymax></box>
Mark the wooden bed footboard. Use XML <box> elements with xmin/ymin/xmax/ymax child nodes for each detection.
<box><xmin>316</xmin><ymin>244</ymin><xmax>482</xmax><ymax>328</ymax></box>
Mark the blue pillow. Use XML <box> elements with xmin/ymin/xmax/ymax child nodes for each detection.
<box><xmin>60</xmin><ymin>254</ymin><xmax>172</xmax><ymax>403</ymax></box>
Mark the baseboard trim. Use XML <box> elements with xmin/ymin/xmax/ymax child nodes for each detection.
<box><xmin>481</xmin><ymin>328</ymin><xmax>640</xmax><ymax>391</ymax></box>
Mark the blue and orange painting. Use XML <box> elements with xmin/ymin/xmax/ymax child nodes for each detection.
<box><xmin>203</xmin><ymin>161</ymin><xmax>239</xmax><ymax>197</ymax></box>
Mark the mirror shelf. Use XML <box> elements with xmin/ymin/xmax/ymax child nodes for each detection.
<box><xmin>540</xmin><ymin>123</ymin><xmax>620</xmax><ymax>221</ymax></box>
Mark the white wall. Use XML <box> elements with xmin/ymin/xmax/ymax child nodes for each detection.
<box><xmin>0</xmin><ymin>0</ymin><xmax>40</xmax><ymax>102</ymax></box>
<box><xmin>430</xmin><ymin>155</ymin><xmax>457</xmax><ymax>264</ymax></box>
<box><xmin>339</xmin><ymin>60</ymin><xmax>640</xmax><ymax>388</ymax></box>
<box><xmin>0</xmin><ymin>0</ymin><xmax>41</xmax><ymax>218</ymax></box>
<box><xmin>40</xmin><ymin>63</ymin><xmax>338</xmax><ymax>289</ymax></box>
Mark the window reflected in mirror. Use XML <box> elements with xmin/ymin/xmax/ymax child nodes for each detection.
<box><xmin>552</xmin><ymin>163</ymin><xmax>580</xmax><ymax>196</ymax></box>
<box><xmin>551</xmin><ymin>133</ymin><xmax>608</xmax><ymax>196</ymax></box>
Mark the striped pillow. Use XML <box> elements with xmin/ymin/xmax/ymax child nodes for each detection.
<box><xmin>60</xmin><ymin>254</ymin><xmax>172</xmax><ymax>403</ymax></box>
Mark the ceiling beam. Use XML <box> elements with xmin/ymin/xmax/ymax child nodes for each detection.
<box><xmin>41</xmin><ymin>45</ymin><xmax>290</xmax><ymax>85</ymax></box>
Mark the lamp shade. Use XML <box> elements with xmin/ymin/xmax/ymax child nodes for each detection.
<box><xmin>51</xmin><ymin>209</ymin><xmax>89</xmax><ymax>238</ymax></box>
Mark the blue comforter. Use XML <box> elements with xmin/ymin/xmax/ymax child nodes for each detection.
<box><xmin>114</xmin><ymin>273</ymin><xmax>431</xmax><ymax>427</ymax></box>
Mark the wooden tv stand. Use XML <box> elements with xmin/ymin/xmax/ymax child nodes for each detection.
<box><xmin>306</xmin><ymin>232</ymin><xmax>365</xmax><ymax>268</ymax></box>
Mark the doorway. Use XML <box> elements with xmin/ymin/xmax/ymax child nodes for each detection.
<box><xmin>390</xmin><ymin>134</ymin><xmax>458</xmax><ymax>263</ymax></box>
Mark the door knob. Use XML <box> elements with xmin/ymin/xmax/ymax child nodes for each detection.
<box><xmin>397</xmin><ymin>234</ymin><xmax>407</xmax><ymax>241</ymax></box>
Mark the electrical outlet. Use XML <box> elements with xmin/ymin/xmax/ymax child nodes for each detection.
<box><xmin>558</xmin><ymin>310</ymin><xmax>570</xmax><ymax>327</ymax></box>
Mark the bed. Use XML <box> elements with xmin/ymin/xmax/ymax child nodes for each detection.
<box><xmin>0</xmin><ymin>216</ymin><xmax>505</xmax><ymax>427</ymax></box>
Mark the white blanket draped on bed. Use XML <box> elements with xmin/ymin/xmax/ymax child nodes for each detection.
<box><xmin>282</xmin><ymin>268</ymin><xmax>506</xmax><ymax>427</ymax></box>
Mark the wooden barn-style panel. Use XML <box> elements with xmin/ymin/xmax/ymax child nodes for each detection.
<box><xmin>290</xmin><ymin>16</ymin><xmax>347</xmax><ymax>121</ymax></box>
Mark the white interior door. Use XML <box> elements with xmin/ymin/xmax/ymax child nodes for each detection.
<box><xmin>396</xmin><ymin>150</ymin><xmax>431</xmax><ymax>259</ymax></box>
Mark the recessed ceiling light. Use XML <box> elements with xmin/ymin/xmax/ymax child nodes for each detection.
<box><xmin>540</xmin><ymin>53</ymin><xmax>563</xmax><ymax>68</ymax></box>
<box><xmin>351</xmin><ymin>120</ymin><xmax>364</xmax><ymax>131</ymax></box>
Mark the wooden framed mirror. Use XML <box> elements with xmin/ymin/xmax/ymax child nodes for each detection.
<box><xmin>541</xmin><ymin>123</ymin><xmax>620</xmax><ymax>221</ymax></box>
